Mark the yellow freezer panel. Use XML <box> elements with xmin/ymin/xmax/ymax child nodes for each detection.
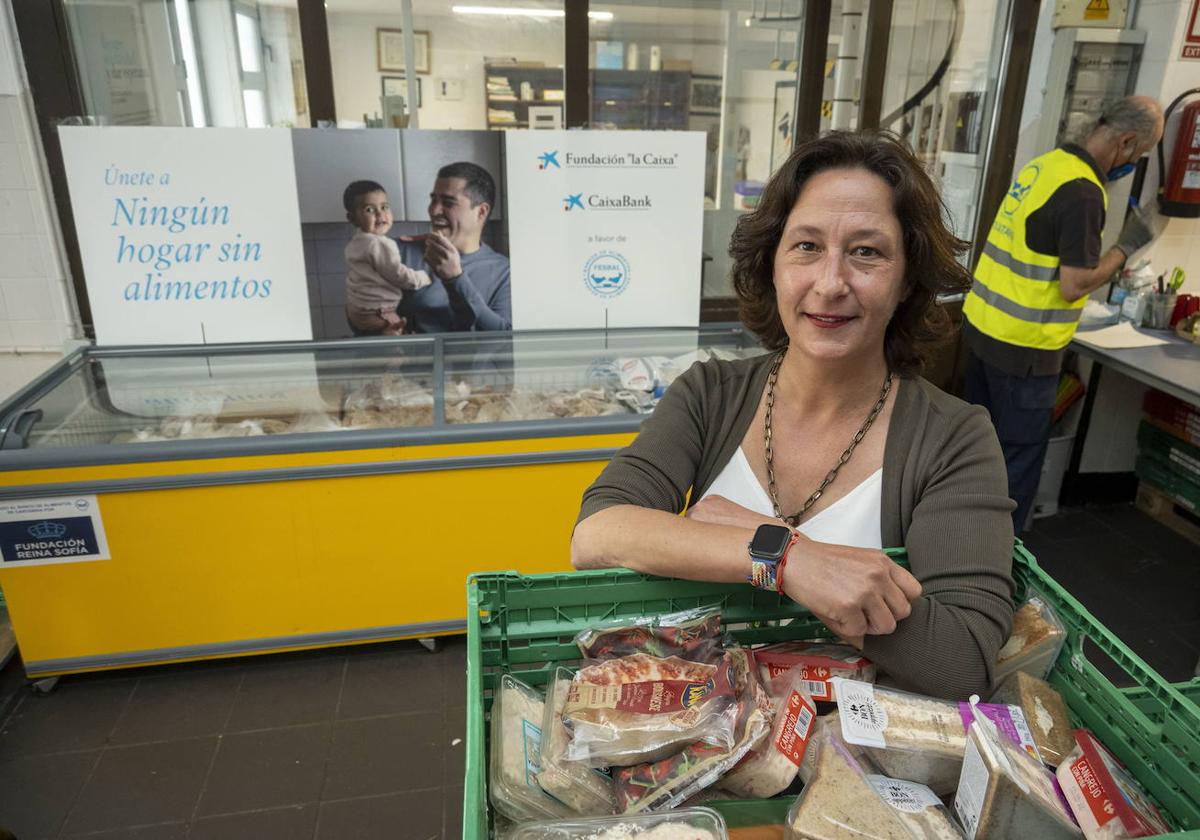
<box><xmin>0</xmin><ymin>437</ymin><xmax>632</xmax><ymax>669</ymax></box>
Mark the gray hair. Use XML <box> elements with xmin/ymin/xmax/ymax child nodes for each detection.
<box><xmin>1092</xmin><ymin>97</ymin><xmax>1160</xmax><ymax>144</ymax></box>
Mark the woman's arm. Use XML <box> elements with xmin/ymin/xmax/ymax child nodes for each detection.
<box><xmin>862</xmin><ymin>405</ymin><xmax>1017</xmax><ymax>699</ymax></box>
<box><xmin>573</xmin><ymin>360</ymin><xmax>920</xmax><ymax>634</ymax></box>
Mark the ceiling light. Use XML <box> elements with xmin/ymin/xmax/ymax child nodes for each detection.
<box><xmin>452</xmin><ymin>6</ymin><xmax>613</xmax><ymax>20</ymax></box>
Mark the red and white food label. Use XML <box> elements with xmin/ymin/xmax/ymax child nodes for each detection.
<box><xmin>1069</xmin><ymin>755</ymin><xmax>1118</xmax><ymax>827</ymax></box>
<box><xmin>755</xmin><ymin>642</ymin><xmax>874</xmax><ymax>701</ymax></box>
<box><xmin>774</xmin><ymin>688</ymin><xmax>817</xmax><ymax>766</ymax></box>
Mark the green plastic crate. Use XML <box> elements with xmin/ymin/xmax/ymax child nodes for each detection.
<box><xmin>463</xmin><ymin>544</ymin><xmax>1200</xmax><ymax>838</ymax></box>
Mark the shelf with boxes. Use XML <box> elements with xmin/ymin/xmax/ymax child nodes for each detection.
<box><xmin>484</xmin><ymin>64</ymin><xmax>565</xmax><ymax>129</ymax></box>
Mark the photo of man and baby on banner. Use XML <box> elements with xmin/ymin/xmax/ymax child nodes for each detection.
<box><xmin>57</xmin><ymin>126</ymin><xmax>706</xmax><ymax>347</ymax></box>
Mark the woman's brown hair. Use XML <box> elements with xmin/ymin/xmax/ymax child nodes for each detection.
<box><xmin>729</xmin><ymin>131</ymin><xmax>971</xmax><ymax>376</ymax></box>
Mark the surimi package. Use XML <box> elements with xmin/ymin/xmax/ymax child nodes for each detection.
<box><xmin>1056</xmin><ymin>729</ymin><xmax>1172</xmax><ymax>840</ymax></box>
<box><xmin>753</xmin><ymin>641</ymin><xmax>875</xmax><ymax>701</ymax></box>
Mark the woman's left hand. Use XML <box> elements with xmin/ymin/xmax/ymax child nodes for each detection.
<box><xmin>686</xmin><ymin>495</ymin><xmax>782</xmax><ymax>530</ymax></box>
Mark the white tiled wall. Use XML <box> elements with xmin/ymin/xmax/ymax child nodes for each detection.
<box><xmin>0</xmin><ymin>1</ymin><xmax>79</xmax><ymax>352</ymax></box>
<box><xmin>1135</xmin><ymin>0</ymin><xmax>1200</xmax><ymax>294</ymax></box>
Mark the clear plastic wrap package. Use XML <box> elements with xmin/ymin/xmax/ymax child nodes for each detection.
<box><xmin>994</xmin><ymin>592</ymin><xmax>1067</xmax><ymax>683</ymax></box>
<box><xmin>953</xmin><ymin>702</ymin><xmax>1081</xmax><ymax>840</ymax></box>
<box><xmin>718</xmin><ymin>666</ymin><xmax>818</xmax><ymax>798</ymax></box>
<box><xmin>798</xmin><ymin>713</ymin><xmax>864</xmax><ymax>785</ymax></box>
<box><xmin>563</xmin><ymin>653</ymin><xmax>738</xmax><ymax>767</ymax></box>
<box><xmin>538</xmin><ymin>668</ymin><xmax>619</xmax><ymax>816</ymax></box>
<box><xmin>754</xmin><ymin>641</ymin><xmax>876</xmax><ymax>701</ymax></box>
<box><xmin>490</xmin><ymin>675</ymin><xmax>574</xmax><ymax>822</ymax></box>
<box><xmin>786</xmin><ymin>724</ymin><xmax>913</xmax><ymax>840</ymax></box>
<box><xmin>833</xmin><ymin>678</ymin><xmax>968</xmax><ymax>795</ymax></box>
<box><xmin>989</xmin><ymin>671</ymin><xmax>1075</xmax><ymax>767</ymax></box>
<box><xmin>574</xmin><ymin>607</ymin><xmax>724</xmax><ymax>661</ymax></box>
<box><xmin>508</xmin><ymin>806</ymin><xmax>728</xmax><ymax>840</ymax></box>
<box><xmin>865</xmin><ymin>775</ymin><xmax>967</xmax><ymax>839</ymax></box>
<box><xmin>612</xmin><ymin>646</ymin><xmax>770</xmax><ymax>813</ymax></box>
<box><xmin>833</xmin><ymin>679</ymin><xmax>1041</xmax><ymax>795</ymax></box>
<box><xmin>1055</xmin><ymin>729</ymin><xmax>1171</xmax><ymax>839</ymax></box>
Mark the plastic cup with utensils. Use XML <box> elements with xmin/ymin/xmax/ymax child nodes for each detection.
<box><xmin>1149</xmin><ymin>294</ymin><xmax>1178</xmax><ymax>329</ymax></box>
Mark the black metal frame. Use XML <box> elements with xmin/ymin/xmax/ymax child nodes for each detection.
<box><xmin>13</xmin><ymin>0</ymin><xmax>1040</xmax><ymax>331</ymax></box>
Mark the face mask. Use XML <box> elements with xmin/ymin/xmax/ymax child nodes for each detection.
<box><xmin>1107</xmin><ymin>162</ymin><xmax>1137</xmax><ymax>181</ymax></box>
<box><xmin>1107</xmin><ymin>146</ymin><xmax>1139</xmax><ymax>181</ymax></box>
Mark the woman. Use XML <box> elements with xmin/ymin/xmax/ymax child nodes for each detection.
<box><xmin>571</xmin><ymin>132</ymin><xmax>1015</xmax><ymax>699</ymax></box>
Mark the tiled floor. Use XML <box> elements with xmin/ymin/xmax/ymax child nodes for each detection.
<box><xmin>0</xmin><ymin>639</ymin><xmax>466</xmax><ymax>840</ymax></box>
<box><xmin>0</xmin><ymin>503</ymin><xmax>1195</xmax><ymax>839</ymax></box>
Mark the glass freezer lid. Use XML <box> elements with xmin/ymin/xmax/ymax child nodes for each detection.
<box><xmin>4</xmin><ymin>340</ymin><xmax>438</xmax><ymax>450</ymax></box>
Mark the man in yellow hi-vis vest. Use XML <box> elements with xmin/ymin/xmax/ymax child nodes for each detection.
<box><xmin>963</xmin><ymin>96</ymin><xmax>1164</xmax><ymax>531</ymax></box>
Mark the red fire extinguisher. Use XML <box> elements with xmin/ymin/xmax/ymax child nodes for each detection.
<box><xmin>1159</xmin><ymin>91</ymin><xmax>1200</xmax><ymax>218</ymax></box>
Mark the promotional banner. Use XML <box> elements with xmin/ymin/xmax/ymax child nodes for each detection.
<box><xmin>504</xmin><ymin>131</ymin><xmax>706</xmax><ymax>329</ymax></box>
<box><xmin>60</xmin><ymin>127</ymin><xmax>706</xmax><ymax>343</ymax></box>
<box><xmin>59</xmin><ymin>127</ymin><xmax>311</xmax><ymax>345</ymax></box>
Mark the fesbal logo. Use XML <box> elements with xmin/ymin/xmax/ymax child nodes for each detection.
<box><xmin>583</xmin><ymin>251</ymin><xmax>631</xmax><ymax>298</ymax></box>
<box><xmin>537</xmin><ymin>150</ymin><xmax>679</xmax><ymax>170</ymax></box>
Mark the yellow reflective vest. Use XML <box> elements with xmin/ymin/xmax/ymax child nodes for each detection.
<box><xmin>963</xmin><ymin>148</ymin><xmax>1106</xmax><ymax>351</ymax></box>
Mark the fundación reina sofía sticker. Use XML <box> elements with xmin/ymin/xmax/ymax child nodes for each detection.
<box><xmin>0</xmin><ymin>495</ymin><xmax>111</xmax><ymax>567</ymax></box>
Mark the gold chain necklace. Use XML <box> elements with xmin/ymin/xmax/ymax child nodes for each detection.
<box><xmin>764</xmin><ymin>351</ymin><xmax>893</xmax><ymax>527</ymax></box>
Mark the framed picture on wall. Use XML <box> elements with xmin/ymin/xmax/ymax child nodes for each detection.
<box><xmin>377</xmin><ymin>28</ymin><xmax>431</xmax><ymax>74</ymax></box>
<box><xmin>689</xmin><ymin>74</ymin><xmax>722</xmax><ymax>116</ymax></box>
<box><xmin>382</xmin><ymin>75</ymin><xmax>421</xmax><ymax>107</ymax></box>
<box><xmin>771</xmin><ymin>80</ymin><xmax>797</xmax><ymax>176</ymax></box>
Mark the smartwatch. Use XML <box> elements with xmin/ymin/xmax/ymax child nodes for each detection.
<box><xmin>747</xmin><ymin>523</ymin><xmax>797</xmax><ymax>591</ymax></box>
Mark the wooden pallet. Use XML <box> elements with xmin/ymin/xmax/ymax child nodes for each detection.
<box><xmin>1135</xmin><ymin>481</ymin><xmax>1200</xmax><ymax>547</ymax></box>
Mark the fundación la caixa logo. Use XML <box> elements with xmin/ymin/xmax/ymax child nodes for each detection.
<box><xmin>537</xmin><ymin>150</ymin><xmax>679</xmax><ymax>170</ymax></box>
<box><xmin>583</xmin><ymin>251</ymin><xmax>631</xmax><ymax>299</ymax></box>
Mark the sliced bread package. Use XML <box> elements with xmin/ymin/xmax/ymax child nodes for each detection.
<box><xmin>717</xmin><ymin>664</ymin><xmax>818</xmax><ymax>798</ymax></box>
<box><xmin>753</xmin><ymin>641</ymin><xmax>876</xmax><ymax>701</ymax></box>
<box><xmin>833</xmin><ymin>678</ymin><xmax>1042</xmax><ymax>795</ymax></box>
<box><xmin>989</xmin><ymin>671</ymin><xmax>1075</xmax><ymax>767</ymax></box>
<box><xmin>953</xmin><ymin>700</ymin><xmax>1081</xmax><ymax>840</ymax></box>
<box><xmin>490</xmin><ymin>675</ymin><xmax>574</xmax><ymax>822</ymax></box>
<box><xmin>537</xmin><ymin>667</ymin><xmax>618</xmax><ymax>816</ymax></box>
<box><xmin>865</xmin><ymin>774</ymin><xmax>968</xmax><ymax>839</ymax></box>
<box><xmin>563</xmin><ymin>652</ymin><xmax>738</xmax><ymax>767</ymax></box>
<box><xmin>786</xmin><ymin>724</ymin><xmax>914</xmax><ymax>840</ymax></box>
<box><xmin>1055</xmin><ymin>729</ymin><xmax>1172</xmax><ymax>839</ymax></box>
<box><xmin>994</xmin><ymin>591</ymin><xmax>1066</xmax><ymax>683</ymax></box>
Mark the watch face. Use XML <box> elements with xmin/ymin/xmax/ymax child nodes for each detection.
<box><xmin>750</xmin><ymin>524</ymin><xmax>792</xmax><ymax>558</ymax></box>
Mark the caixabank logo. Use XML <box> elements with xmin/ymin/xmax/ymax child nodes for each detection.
<box><xmin>563</xmin><ymin>193</ymin><xmax>652</xmax><ymax>211</ymax></box>
<box><xmin>583</xmin><ymin>251</ymin><xmax>630</xmax><ymax>298</ymax></box>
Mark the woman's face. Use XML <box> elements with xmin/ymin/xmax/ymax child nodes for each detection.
<box><xmin>772</xmin><ymin>166</ymin><xmax>907</xmax><ymax>366</ymax></box>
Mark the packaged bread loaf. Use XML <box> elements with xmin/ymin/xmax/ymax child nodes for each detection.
<box><xmin>508</xmin><ymin>807</ymin><xmax>728</xmax><ymax>840</ymax></box>
<box><xmin>612</xmin><ymin>647</ymin><xmax>770</xmax><ymax>813</ymax></box>
<box><xmin>786</xmin><ymin>724</ymin><xmax>913</xmax><ymax>840</ymax></box>
<box><xmin>1055</xmin><ymin>729</ymin><xmax>1171</xmax><ymax>839</ymax></box>
<box><xmin>989</xmin><ymin>671</ymin><xmax>1075</xmax><ymax>767</ymax></box>
<box><xmin>537</xmin><ymin>668</ymin><xmax>618</xmax><ymax>816</ymax></box>
<box><xmin>953</xmin><ymin>701</ymin><xmax>1081</xmax><ymax>840</ymax></box>
<box><xmin>754</xmin><ymin>641</ymin><xmax>876</xmax><ymax>701</ymax></box>
<box><xmin>865</xmin><ymin>774</ymin><xmax>968</xmax><ymax>839</ymax></box>
<box><xmin>718</xmin><ymin>666</ymin><xmax>817</xmax><ymax>798</ymax></box>
<box><xmin>994</xmin><ymin>592</ymin><xmax>1066</xmax><ymax>682</ymax></box>
<box><xmin>833</xmin><ymin>679</ymin><xmax>1042</xmax><ymax>795</ymax></box>
<box><xmin>575</xmin><ymin>607</ymin><xmax>724</xmax><ymax>661</ymax></box>
<box><xmin>490</xmin><ymin>675</ymin><xmax>574</xmax><ymax>821</ymax></box>
<box><xmin>564</xmin><ymin>653</ymin><xmax>738</xmax><ymax>767</ymax></box>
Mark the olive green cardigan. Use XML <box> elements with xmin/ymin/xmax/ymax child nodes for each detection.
<box><xmin>578</xmin><ymin>353</ymin><xmax>1016</xmax><ymax>699</ymax></box>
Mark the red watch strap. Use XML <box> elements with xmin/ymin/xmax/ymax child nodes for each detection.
<box><xmin>775</xmin><ymin>530</ymin><xmax>802</xmax><ymax>594</ymax></box>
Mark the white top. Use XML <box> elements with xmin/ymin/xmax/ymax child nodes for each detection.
<box><xmin>698</xmin><ymin>447</ymin><xmax>883</xmax><ymax>549</ymax></box>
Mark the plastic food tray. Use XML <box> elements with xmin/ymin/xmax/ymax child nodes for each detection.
<box><xmin>462</xmin><ymin>544</ymin><xmax>1200</xmax><ymax>838</ymax></box>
